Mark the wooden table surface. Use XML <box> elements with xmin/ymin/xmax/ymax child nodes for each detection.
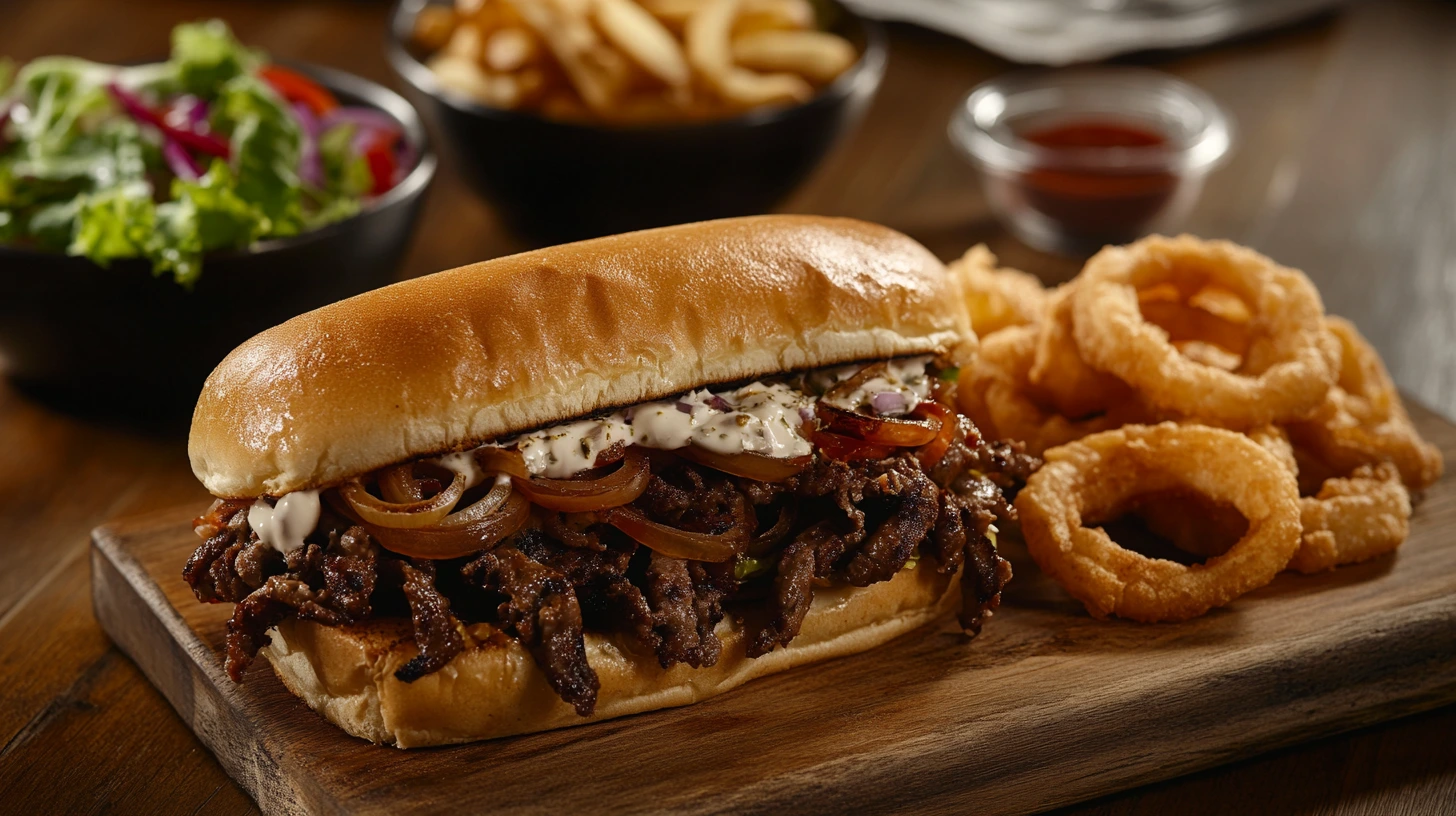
<box><xmin>2</xmin><ymin>0</ymin><xmax>1454</xmax><ymax>813</ymax></box>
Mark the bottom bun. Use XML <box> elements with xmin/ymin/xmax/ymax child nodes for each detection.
<box><xmin>261</xmin><ymin>562</ymin><xmax>961</xmax><ymax>747</ymax></box>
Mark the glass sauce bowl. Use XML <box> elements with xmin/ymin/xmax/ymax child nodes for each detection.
<box><xmin>950</xmin><ymin>68</ymin><xmax>1233</xmax><ymax>255</ymax></box>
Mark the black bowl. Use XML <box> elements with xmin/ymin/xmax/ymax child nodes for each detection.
<box><xmin>387</xmin><ymin>0</ymin><xmax>885</xmax><ymax>245</ymax></box>
<box><xmin>0</xmin><ymin>64</ymin><xmax>437</xmax><ymax>420</ymax></box>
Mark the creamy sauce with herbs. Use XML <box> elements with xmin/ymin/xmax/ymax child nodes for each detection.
<box><xmin>247</xmin><ymin>490</ymin><xmax>321</xmax><ymax>555</ymax></box>
<box><xmin>816</xmin><ymin>355</ymin><xmax>933</xmax><ymax>416</ymax></box>
<box><xmin>430</xmin><ymin>450</ymin><xmax>488</xmax><ymax>488</ymax></box>
<box><xmin>507</xmin><ymin>356</ymin><xmax>934</xmax><ymax>478</ymax></box>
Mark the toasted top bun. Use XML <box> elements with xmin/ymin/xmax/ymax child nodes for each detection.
<box><xmin>190</xmin><ymin>215</ymin><xmax>971</xmax><ymax>498</ymax></box>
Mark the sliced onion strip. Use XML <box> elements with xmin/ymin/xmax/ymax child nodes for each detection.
<box><xmin>675</xmin><ymin>445</ymin><xmax>810</xmax><ymax>482</ymax></box>
<box><xmin>339</xmin><ymin>459</ymin><xmax>472</xmax><ymax>528</ymax></box>
<box><xmin>512</xmin><ymin>448</ymin><xmax>651</xmax><ymax>512</ymax></box>
<box><xmin>817</xmin><ymin>403</ymin><xmax>939</xmax><ymax>447</ymax></box>
<box><xmin>749</xmin><ymin>504</ymin><xmax>798</xmax><ymax>556</ymax></box>
<box><xmin>809</xmin><ymin>427</ymin><xmax>897</xmax><ymax>462</ymax></box>
<box><xmin>601</xmin><ymin>505</ymin><xmax>748</xmax><ymax>563</ymax></box>
<box><xmin>363</xmin><ymin>492</ymin><xmax>530</xmax><ymax>559</ymax></box>
<box><xmin>912</xmin><ymin>402</ymin><xmax>958</xmax><ymax>468</ymax></box>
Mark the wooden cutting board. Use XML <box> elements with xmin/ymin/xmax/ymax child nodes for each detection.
<box><xmin>91</xmin><ymin>403</ymin><xmax>1456</xmax><ymax>816</ymax></box>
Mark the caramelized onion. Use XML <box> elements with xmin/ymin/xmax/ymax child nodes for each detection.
<box><xmin>378</xmin><ymin>462</ymin><xmax>427</xmax><ymax>503</ymax></box>
<box><xmin>822</xmin><ymin>362</ymin><xmax>887</xmax><ymax>403</ymax></box>
<box><xmin>675</xmin><ymin>445</ymin><xmax>811</xmax><ymax>482</ymax></box>
<box><xmin>749</xmin><ymin>504</ymin><xmax>798</xmax><ymax>556</ymax></box>
<box><xmin>601</xmin><ymin>505</ymin><xmax>749</xmax><ymax>562</ymax></box>
<box><xmin>362</xmin><ymin>492</ymin><xmax>530</xmax><ymax>559</ymax></box>
<box><xmin>339</xmin><ymin>458</ymin><xmax>473</xmax><ymax>528</ymax></box>
<box><xmin>809</xmin><ymin>427</ymin><xmax>896</xmax><ymax>462</ymax></box>
<box><xmin>817</xmin><ymin>403</ymin><xmax>940</xmax><ymax>447</ymax></box>
<box><xmin>912</xmin><ymin>402</ymin><xmax>958</xmax><ymax>468</ymax></box>
<box><xmin>477</xmin><ymin>447</ymin><xmax>652</xmax><ymax>512</ymax></box>
<box><xmin>443</xmin><ymin>476</ymin><xmax>514</xmax><ymax>525</ymax></box>
<box><xmin>474</xmin><ymin>447</ymin><xmax>533</xmax><ymax>479</ymax></box>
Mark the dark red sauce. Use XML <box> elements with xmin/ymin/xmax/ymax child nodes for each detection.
<box><xmin>1015</xmin><ymin>119</ymin><xmax>1178</xmax><ymax>240</ymax></box>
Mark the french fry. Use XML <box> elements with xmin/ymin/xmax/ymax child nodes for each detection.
<box><xmin>643</xmin><ymin>0</ymin><xmax>810</xmax><ymax>30</ymax></box>
<box><xmin>412</xmin><ymin>5</ymin><xmax>459</xmax><ymax>52</ymax></box>
<box><xmin>513</xmin><ymin>0</ymin><xmax>628</xmax><ymax>112</ymax></box>
<box><xmin>733</xmin><ymin>0</ymin><xmax>814</xmax><ymax>34</ymax></box>
<box><xmin>484</xmin><ymin>27</ymin><xmax>538</xmax><ymax>72</ymax></box>
<box><xmin>684</xmin><ymin>0</ymin><xmax>738</xmax><ymax>82</ymax></box>
<box><xmin>442</xmin><ymin>24</ymin><xmax>484</xmax><ymax>62</ymax></box>
<box><xmin>595</xmin><ymin>0</ymin><xmax>691</xmax><ymax>88</ymax></box>
<box><xmin>716</xmin><ymin>69</ymin><xmax>811</xmax><ymax>106</ymax></box>
<box><xmin>428</xmin><ymin>55</ymin><xmax>524</xmax><ymax>108</ymax></box>
<box><xmin>731</xmin><ymin>30</ymin><xmax>854</xmax><ymax>83</ymax></box>
<box><xmin>686</xmin><ymin>0</ymin><xmax>810</xmax><ymax>107</ymax></box>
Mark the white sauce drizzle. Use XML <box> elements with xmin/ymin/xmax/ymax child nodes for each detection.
<box><xmin>247</xmin><ymin>490</ymin><xmax>321</xmax><ymax>555</ymax></box>
<box><xmin>430</xmin><ymin>450</ymin><xmax>487</xmax><ymax>489</ymax></box>
<box><xmin>817</xmin><ymin>355</ymin><xmax>934</xmax><ymax>416</ymax></box>
<box><xmin>506</xmin><ymin>357</ymin><xmax>933</xmax><ymax>477</ymax></box>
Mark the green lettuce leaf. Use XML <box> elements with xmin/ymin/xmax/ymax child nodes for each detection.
<box><xmin>145</xmin><ymin>160</ymin><xmax>272</xmax><ymax>287</ymax></box>
<box><xmin>213</xmin><ymin>74</ymin><xmax>302</xmax><ymax>237</ymax></box>
<box><xmin>69</xmin><ymin>179</ymin><xmax>155</xmax><ymax>264</ymax></box>
<box><xmin>171</xmin><ymin>19</ymin><xmax>262</xmax><ymax>97</ymax></box>
<box><xmin>318</xmin><ymin>123</ymin><xmax>373</xmax><ymax>199</ymax></box>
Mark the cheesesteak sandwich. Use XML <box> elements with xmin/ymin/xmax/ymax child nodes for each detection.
<box><xmin>184</xmin><ymin>215</ymin><xmax>1038</xmax><ymax>747</ymax></box>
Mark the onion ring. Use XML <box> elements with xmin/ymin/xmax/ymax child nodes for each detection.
<box><xmin>960</xmin><ymin>325</ymin><xmax>1147</xmax><ymax>456</ymax></box>
<box><xmin>1071</xmin><ymin>236</ymin><xmax>1339</xmax><ymax>427</ymax></box>
<box><xmin>1028</xmin><ymin>284</ymin><xmax>1138</xmax><ymax>419</ymax></box>
<box><xmin>1288</xmin><ymin>463</ymin><xmax>1411</xmax><ymax>574</ymax></box>
<box><xmin>1014</xmin><ymin>423</ymin><xmax>1302</xmax><ymax>622</ymax></box>
<box><xmin>1284</xmin><ymin>317</ymin><xmax>1443</xmax><ymax>491</ymax></box>
<box><xmin>948</xmin><ymin>244</ymin><xmax>1048</xmax><ymax>336</ymax></box>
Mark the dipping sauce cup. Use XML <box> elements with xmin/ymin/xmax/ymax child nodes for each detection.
<box><xmin>950</xmin><ymin>68</ymin><xmax>1233</xmax><ymax>255</ymax></box>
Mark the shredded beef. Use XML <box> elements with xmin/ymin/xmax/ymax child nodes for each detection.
<box><xmin>190</xmin><ymin>407</ymin><xmax>1038</xmax><ymax>714</ymax></box>
<box><xmin>224</xmin><ymin>576</ymin><xmax>350</xmax><ymax>681</ymax></box>
<box><xmin>464</xmin><ymin>545</ymin><xmax>600</xmax><ymax>716</ymax></box>
<box><xmin>389</xmin><ymin>559</ymin><xmax>466</xmax><ymax>682</ymax></box>
<box><xmin>844</xmin><ymin>462</ymin><xmax>940</xmax><ymax>586</ymax></box>
<box><xmin>323</xmin><ymin>527</ymin><xmax>377</xmax><ymax>618</ymax></box>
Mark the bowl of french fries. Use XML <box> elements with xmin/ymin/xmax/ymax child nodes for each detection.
<box><xmin>389</xmin><ymin>0</ymin><xmax>885</xmax><ymax>243</ymax></box>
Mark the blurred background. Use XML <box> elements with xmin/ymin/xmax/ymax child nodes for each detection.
<box><xmin>2</xmin><ymin>0</ymin><xmax>1452</xmax><ymax>416</ymax></box>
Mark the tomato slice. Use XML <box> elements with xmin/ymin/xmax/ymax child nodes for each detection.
<box><xmin>258</xmin><ymin>65</ymin><xmax>339</xmax><ymax>115</ymax></box>
<box><xmin>362</xmin><ymin>132</ymin><xmax>398</xmax><ymax>196</ymax></box>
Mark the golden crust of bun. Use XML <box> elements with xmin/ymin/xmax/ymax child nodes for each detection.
<box><xmin>190</xmin><ymin>216</ymin><xmax>971</xmax><ymax>498</ymax></box>
<box><xmin>261</xmin><ymin>563</ymin><xmax>959</xmax><ymax>747</ymax></box>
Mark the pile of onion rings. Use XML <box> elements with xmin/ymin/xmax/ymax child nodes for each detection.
<box><xmin>960</xmin><ymin>234</ymin><xmax>1444</xmax><ymax>621</ymax></box>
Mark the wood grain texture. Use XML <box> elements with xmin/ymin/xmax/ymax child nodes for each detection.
<box><xmin>89</xmin><ymin>403</ymin><xmax>1456</xmax><ymax>816</ymax></box>
<box><xmin>4</xmin><ymin>0</ymin><xmax>1456</xmax><ymax>813</ymax></box>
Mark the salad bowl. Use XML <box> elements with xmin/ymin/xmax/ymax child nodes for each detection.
<box><xmin>0</xmin><ymin>34</ymin><xmax>436</xmax><ymax>418</ymax></box>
